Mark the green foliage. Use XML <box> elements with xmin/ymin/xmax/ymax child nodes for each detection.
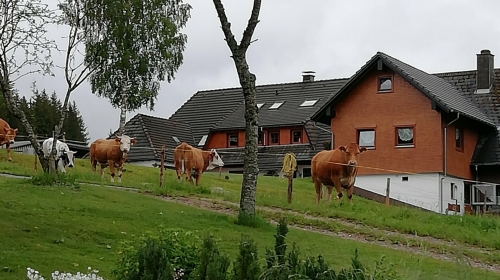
<box><xmin>232</xmin><ymin>235</ymin><xmax>261</xmax><ymax>280</ymax></box>
<box><xmin>83</xmin><ymin>0</ymin><xmax>192</xmax><ymax>111</ymax></box>
<box><xmin>0</xmin><ymin>85</ymin><xmax>89</xmax><ymax>143</ymax></box>
<box><xmin>113</xmin><ymin>228</ymin><xmax>201</xmax><ymax>280</ymax></box>
<box><xmin>30</xmin><ymin>172</ymin><xmax>78</xmax><ymax>187</ymax></box>
<box><xmin>191</xmin><ymin>235</ymin><xmax>231</xmax><ymax>280</ymax></box>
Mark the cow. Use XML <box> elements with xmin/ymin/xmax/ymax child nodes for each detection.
<box><xmin>0</xmin><ymin>118</ymin><xmax>18</xmax><ymax>162</ymax></box>
<box><xmin>173</xmin><ymin>142</ymin><xmax>224</xmax><ymax>186</ymax></box>
<box><xmin>42</xmin><ymin>137</ymin><xmax>76</xmax><ymax>173</ymax></box>
<box><xmin>89</xmin><ymin>135</ymin><xmax>136</xmax><ymax>183</ymax></box>
<box><xmin>311</xmin><ymin>142</ymin><xmax>367</xmax><ymax>205</ymax></box>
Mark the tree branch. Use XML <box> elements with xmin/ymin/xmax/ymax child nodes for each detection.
<box><xmin>239</xmin><ymin>0</ymin><xmax>261</xmax><ymax>52</ymax></box>
<box><xmin>212</xmin><ymin>0</ymin><xmax>238</xmax><ymax>54</ymax></box>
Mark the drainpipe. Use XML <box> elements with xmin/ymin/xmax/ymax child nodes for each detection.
<box><xmin>313</xmin><ymin>122</ymin><xmax>334</xmax><ymax>150</ymax></box>
<box><xmin>440</xmin><ymin>112</ymin><xmax>460</xmax><ymax>213</ymax></box>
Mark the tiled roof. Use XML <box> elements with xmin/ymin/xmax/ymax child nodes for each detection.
<box><xmin>215</xmin><ymin>144</ymin><xmax>318</xmax><ymax>172</ymax></box>
<box><xmin>169</xmin><ymin>78</ymin><xmax>348</xmax><ymax>145</ymax></box>
<box><xmin>312</xmin><ymin>52</ymin><xmax>495</xmax><ymax>127</ymax></box>
<box><xmin>110</xmin><ymin>114</ymin><xmax>195</xmax><ymax>163</ymax></box>
<box><xmin>435</xmin><ymin>69</ymin><xmax>500</xmax><ymax>165</ymax></box>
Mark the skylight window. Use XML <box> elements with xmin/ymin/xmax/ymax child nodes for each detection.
<box><xmin>299</xmin><ymin>100</ymin><xmax>318</xmax><ymax>107</ymax></box>
<box><xmin>198</xmin><ymin>135</ymin><xmax>208</xmax><ymax>146</ymax></box>
<box><xmin>172</xmin><ymin>136</ymin><xmax>180</xmax><ymax>144</ymax></box>
<box><xmin>269</xmin><ymin>101</ymin><xmax>284</xmax><ymax>109</ymax></box>
<box><xmin>257</xmin><ymin>103</ymin><xmax>265</xmax><ymax>109</ymax></box>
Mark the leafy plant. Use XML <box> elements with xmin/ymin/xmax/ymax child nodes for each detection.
<box><xmin>191</xmin><ymin>234</ymin><xmax>231</xmax><ymax>280</ymax></box>
<box><xmin>231</xmin><ymin>235</ymin><xmax>261</xmax><ymax>280</ymax></box>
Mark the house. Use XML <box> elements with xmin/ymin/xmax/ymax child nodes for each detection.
<box><xmin>311</xmin><ymin>49</ymin><xmax>500</xmax><ymax>215</ymax></box>
<box><xmin>106</xmin><ymin>113</ymin><xmax>195</xmax><ymax>168</ymax></box>
<box><xmin>167</xmin><ymin>73</ymin><xmax>348</xmax><ymax>177</ymax></box>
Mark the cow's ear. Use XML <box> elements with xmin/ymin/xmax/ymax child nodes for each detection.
<box><xmin>359</xmin><ymin>147</ymin><xmax>367</xmax><ymax>153</ymax></box>
<box><xmin>131</xmin><ymin>138</ymin><xmax>137</xmax><ymax>145</ymax></box>
<box><xmin>338</xmin><ymin>146</ymin><xmax>347</xmax><ymax>152</ymax></box>
<box><xmin>3</xmin><ymin>127</ymin><xmax>8</xmax><ymax>132</ymax></box>
<box><xmin>114</xmin><ymin>137</ymin><xmax>121</xmax><ymax>143</ymax></box>
<box><xmin>13</xmin><ymin>128</ymin><xmax>18</xmax><ymax>132</ymax></box>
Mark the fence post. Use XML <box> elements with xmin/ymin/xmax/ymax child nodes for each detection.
<box><xmin>385</xmin><ymin>178</ymin><xmax>390</xmax><ymax>207</ymax></box>
<box><xmin>287</xmin><ymin>175</ymin><xmax>293</xmax><ymax>204</ymax></box>
<box><xmin>218</xmin><ymin>166</ymin><xmax>222</xmax><ymax>179</ymax></box>
<box><xmin>34</xmin><ymin>135</ymin><xmax>38</xmax><ymax>173</ymax></box>
<box><xmin>159</xmin><ymin>146</ymin><xmax>165</xmax><ymax>188</ymax></box>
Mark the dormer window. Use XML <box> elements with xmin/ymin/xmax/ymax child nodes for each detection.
<box><xmin>299</xmin><ymin>100</ymin><xmax>318</xmax><ymax>107</ymax></box>
<box><xmin>269</xmin><ymin>102</ymin><xmax>284</xmax><ymax>109</ymax></box>
<box><xmin>257</xmin><ymin>103</ymin><xmax>265</xmax><ymax>109</ymax></box>
<box><xmin>378</xmin><ymin>76</ymin><xmax>393</xmax><ymax>92</ymax></box>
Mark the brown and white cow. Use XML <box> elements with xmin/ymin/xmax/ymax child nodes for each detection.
<box><xmin>311</xmin><ymin>142</ymin><xmax>367</xmax><ymax>204</ymax></box>
<box><xmin>89</xmin><ymin>135</ymin><xmax>137</xmax><ymax>183</ymax></box>
<box><xmin>0</xmin><ymin>118</ymin><xmax>18</xmax><ymax>162</ymax></box>
<box><xmin>173</xmin><ymin>142</ymin><xmax>223</xmax><ymax>186</ymax></box>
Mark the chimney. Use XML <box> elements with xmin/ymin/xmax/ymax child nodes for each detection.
<box><xmin>302</xmin><ymin>71</ymin><xmax>315</xmax><ymax>82</ymax></box>
<box><xmin>476</xmin><ymin>49</ymin><xmax>495</xmax><ymax>94</ymax></box>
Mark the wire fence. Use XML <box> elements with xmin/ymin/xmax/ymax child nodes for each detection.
<box><xmin>5</xmin><ymin>134</ymin><xmax>500</xmax><ymax>188</ymax></box>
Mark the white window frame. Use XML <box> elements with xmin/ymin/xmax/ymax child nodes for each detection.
<box><xmin>269</xmin><ymin>102</ymin><xmax>284</xmax><ymax>109</ymax></box>
<box><xmin>299</xmin><ymin>100</ymin><xmax>318</xmax><ymax>107</ymax></box>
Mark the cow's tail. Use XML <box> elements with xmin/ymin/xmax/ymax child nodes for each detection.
<box><xmin>177</xmin><ymin>142</ymin><xmax>191</xmax><ymax>174</ymax></box>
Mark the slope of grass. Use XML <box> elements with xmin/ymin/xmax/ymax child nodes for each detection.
<box><xmin>1</xmin><ymin>149</ymin><xmax>500</xmax><ymax>252</ymax></box>
<box><xmin>0</xmin><ymin>177</ymin><xmax>498</xmax><ymax>280</ymax></box>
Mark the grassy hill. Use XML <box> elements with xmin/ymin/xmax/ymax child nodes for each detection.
<box><xmin>1</xmin><ymin>149</ymin><xmax>500</xmax><ymax>279</ymax></box>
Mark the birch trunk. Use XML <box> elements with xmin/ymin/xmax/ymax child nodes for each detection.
<box><xmin>119</xmin><ymin>92</ymin><xmax>127</xmax><ymax>136</ymax></box>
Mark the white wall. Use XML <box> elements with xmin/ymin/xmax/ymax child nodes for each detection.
<box><xmin>440</xmin><ymin>176</ymin><xmax>466</xmax><ymax>215</ymax></box>
<box><xmin>355</xmin><ymin>173</ymin><xmax>442</xmax><ymax>213</ymax></box>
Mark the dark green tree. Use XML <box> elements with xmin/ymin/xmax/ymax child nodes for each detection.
<box><xmin>83</xmin><ymin>0</ymin><xmax>192</xmax><ymax>135</ymax></box>
<box><xmin>212</xmin><ymin>0</ymin><xmax>262</xmax><ymax>216</ymax></box>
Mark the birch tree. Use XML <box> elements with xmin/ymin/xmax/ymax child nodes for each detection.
<box><xmin>83</xmin><ymin>0</ymin><xmax>192</xmax><ymax>135</ymax></box>
<box><xmin>212</xmin><ymin>0</ymin><xmax>262</xmax><ymax>216</ymax></box>
<box><xmin>0</xmin><ymin>0</ymin><xmax>56</xmax><ymax>170</ymax></box>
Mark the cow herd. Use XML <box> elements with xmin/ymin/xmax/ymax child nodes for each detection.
<box><xmin>1</xmin><ymin>117</ymin><xmax>369</xmax><ymax>204</ymax></box>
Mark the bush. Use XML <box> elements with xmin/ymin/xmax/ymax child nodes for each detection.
<box><xmin>113</xmin><ymin>228</ymin><xmax>202</xmax><ymax>280</ymax></box>
<box><xmin>30</xmin><ymin>172</ymin><xmax>78</xmax><ymax>187</ymax></box>
<box><xmin>114</xmin><ymin>219</ymin><xmax>402</xmax><ymax>280</ymax></box>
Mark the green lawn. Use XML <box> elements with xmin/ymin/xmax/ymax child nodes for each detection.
<box><xmin>1</xmin><ymin>149</ymin><xmax>499</xmax><ymax>255</ymax></box>
<box><xmin>0</xmin><ymin>177</ymin><xmax>498</xmax><ymax>280</ymax></box>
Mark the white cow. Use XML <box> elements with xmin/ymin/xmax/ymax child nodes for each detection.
<box><xmin>42</xmin><ymin>137</ymin><xmax>76</xmax><ymax>173</ymax></box>
<box><xmin>206</xmin><ymin>149</ymin><xmax>224</xmax><ymax>170</ymax></box>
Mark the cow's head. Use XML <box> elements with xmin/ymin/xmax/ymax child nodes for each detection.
<box><xmin>59</xmin><ymin>143</ymin><xmax>76</xmax><ymax>168</ymax></box>
<box><xmin>338</xmin><ymin>142</ymin><xmax>367</xmax><ymax>167</ymax></box>
<box><xmin>2</xmin><ymin>127</ymin><xmax>18</xmax><ymax>145</ymax></box>
<box><xmin>206</xmin><ymin>149</ymin><xmax>225</xmax><ymax>170</ymax></box>
<box><xmin>114</xmin><ymin>135</ymin><xmax>137</xmax><ymax>154</ymax></box>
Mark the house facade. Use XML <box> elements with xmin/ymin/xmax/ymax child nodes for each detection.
<box><xmin>312</xmin><ymin>50</ymin><xmax>500</xmax><ymax>215</ymax></box>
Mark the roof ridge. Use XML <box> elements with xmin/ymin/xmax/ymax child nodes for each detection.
<box><xmin>139</xmin><ymin>112</ymin><xmax>190</xmax><ymax>126</ymax></box>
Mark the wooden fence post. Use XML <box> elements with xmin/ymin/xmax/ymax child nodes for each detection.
<box><xmin>159</xmin><ymin>146</ymin><xmax>165</xmax><ymax>188</ymax></box>
<box><xmin>218</xmin><ymin>166</ymin><xmax>222</xmax><ymax>179</ymax></box>
<box><xmin>385</xmin><ymin>178</ymin><xmax>390</xmax><ymax>207</ymax></box>
<box><xmin>287</xmin><ymin>175</ymin><xmax>293</xmax><ymax>204</ymax></box>
<box><xmin>34</xmin><ymin>134</ymin><xmax>38</xmax><ymax>173</ymax></box>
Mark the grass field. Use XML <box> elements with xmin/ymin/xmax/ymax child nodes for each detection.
<box><xmin>1</xmin><ymin>149</ymin><xmax>500</xmax><ymax>279</ymax></box>
<box><xmin>1</xmin><ymin>177</ymin><xmax>499</xmax><ymax>280</ymax></box>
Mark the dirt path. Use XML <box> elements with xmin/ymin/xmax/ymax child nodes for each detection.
<box><xmin>146</xmin><ymin>193</ymin><xmax>500</xmax><ymax>274</ymax></box>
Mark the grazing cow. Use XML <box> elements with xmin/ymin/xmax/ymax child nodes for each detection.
<box><xmin>42</xmin><ymin>137</ymin><xmax>76</xmax><ymax>173</ymax></box>
<box><xmin>0</xmin><ymin>118</ymin><xmax>18</xmax><ymax>162</ymax></box>
<box><xmin>89</xmin><ymin>135</ymin><xmax>136</xmax><ymax>183</ymax></box>
<box><xmin>173</xmin><ymin>142</ymin><xmax>224</xmax><ymax>186</ymax></box>
<box><xmin>311</xmin><ymin>142</ymin><xmax>367</xmax><ymax>204</ymax></box>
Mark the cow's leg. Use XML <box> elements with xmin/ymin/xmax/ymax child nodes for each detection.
<box><xmin>194</xmin><ymin>168</ymin><xmax>202</xmax><ymax>186</ymax></box>
<box><xmin>331</xmin><ymin>178</ymin><xmax>343</xmax><ymax>202</ymax></box>
<box><xmin>58</xmin><ymin>159</ymin><xmax>66</xmax><ymax>173</ymax></box>
<box><xmin>100</xmin><ymin>164</ymin><xmax>105</xmax><ymax>179</ymax></box>
<box><xmin>108</xmin><ymin>160</ymin><xmax>115</xmax><ymax>182</ymax></box>
<box><xmin>175</xmin><ymin>160</ymin><xmax>182</xmax><ymax>181</ymax></box>
<box><xmin>117</xmin><ymin>163</ymin><xmax>123</xmax><ymax>183</ymax></box>
<box><xmin>346</xmin><ymin>184</ymin><xmax>354</xmax><ymax>204</ymax></box>
<box><xmin>6</xmin><ymin>143</ymin><xmax>12</xmax><ymax>162</ymax></box>
<box><xmin>313</xmin><ymin>176</ymin><xmax>322</xmax><ymax>205</ymax></box>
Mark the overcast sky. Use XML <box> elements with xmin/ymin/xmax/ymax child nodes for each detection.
<box><xmin>11</xmin><ymin>0</ymin><xmax>500</xmax><ymax>144</ymax></box>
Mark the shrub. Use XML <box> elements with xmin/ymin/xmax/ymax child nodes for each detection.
<box><xmin>113</xmin><ymin>228</ymin><xmax>201</xmax><ymax>280</ymax></box>
<box><xmin>30</xmin><ymin>172</ymin><xmax>77</xmax><ymax>187</ymax></box>
<box><xmin>231</xmin><ymin>234</ymin><xmax>261</xmax><ymax>280</ymax></box>
<box><xmin>191</xmin><ymin>235</ymin><xmax>231</xmax><ymax>280</ymax></box>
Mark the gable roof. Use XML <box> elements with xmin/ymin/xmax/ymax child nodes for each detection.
<box><xmin>435</xmin><ymin>69</ymin><xmax>500</xmax><ymax>165</ymax></box>
<box><xmin>312</xmin><ymin>52</ymin><xmax>496</xmax><ymax>127</ymax></box>
<box><xmin>169</xmin><ymin>78</ymin><xmax>348</xmax><ymax>144</ymax></box>
<box><xmin>110</xmin><ymin>113</ymin><xmax>195</xmax><ymax>163</ymax></box>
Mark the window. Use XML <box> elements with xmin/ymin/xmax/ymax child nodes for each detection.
<box><xmin>455</xmin><ymin>127</ymin><xmax>464</xmax><ymax>151</ymax></box>
<box><xmin>299</xmin><ymin>100</ymin><xmax>318</xmax><ymax>107</ymax></box>
<box><xmin>228</xmin><ymin>134</ymin><xmax>238</xmax><ymax>147</ymax></box>
<box><xmin>357</xmin><ymin>129</ymin><xmax>375</xmax><ymax>149</ymax></box>
<box><xmin>172</xmin><ymin>136</ymin><xmax>180</xmax><ymax>144</ymax></box>
<box><xmin>258</xmin><ymin>132</ymin><xmax>264</xmax><ymax>145</ymax></box>
<box><xmin>292</xmin><ymin>130</ymin><xmax>302</xmax><ymax>143</ymax></box>
<box><xmin>257</xmin><ymin>103</ymin><xmax>265</xmax><ymax>109</ymax></box>
<box><xmin>451</xmin><ymin>183</ymin><xmax>458</xmax><ymax>200</ymax></box>
<box><xmin>269</xmin><ymin>131</ymin><xmax>279</xmax><ymax>145</ymax></box>
<box><xmin>378</xmin><ymin>76</ymin><xmax>393</xmax><ymax>92</ymax></box>
<box><xmin>402</xmin><ymin>176</ymin><xmax>409</xmax><ymax>182</ymax></box>
<box><xmin>197</xmin><ymin>135</ymin><xmax>208</xmax><ymax>146</ymax></box>
<box><xmin>269</xmin><ymin>102</ymin><xmax>284</xmax><ymax>109</ymax></box>
<box><xmin>396</xmin><ymin>127</ymin><xmax>414</xmax><ymax>147</ymax></box>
